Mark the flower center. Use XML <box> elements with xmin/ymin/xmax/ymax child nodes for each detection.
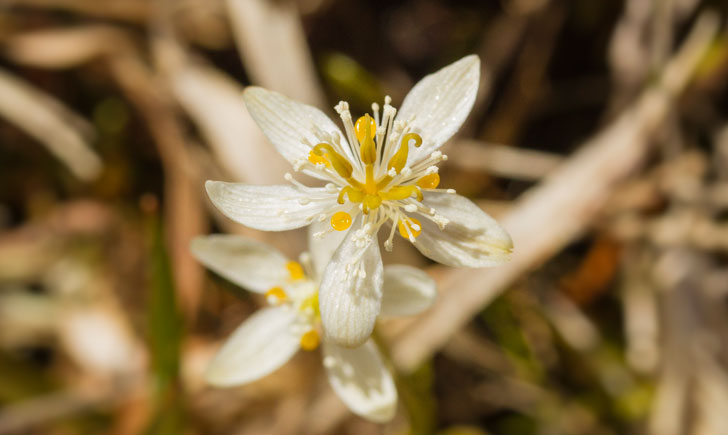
<box><xmin>295</xmin><ymin>98</ymin><xmax>453</xmax><ymax>251</ymax></box>
<box><xmin>264</xmin><ymin>261</ymin><xmax>322</xmax><ymax>351</ymax></box>
<box><xmin>308</xmin><ymin>114</ymin><xmax>429</xmax><ymax>221</ymax></box>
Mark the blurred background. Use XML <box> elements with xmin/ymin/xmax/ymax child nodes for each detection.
<box><xmin>1</xmin><ymin>0</ymin><xmax>728</xmax><ymax>434</ymax></box>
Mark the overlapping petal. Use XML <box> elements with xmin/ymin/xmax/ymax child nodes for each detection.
<box><xmin>243</xmin><ymin>86</ymin><xmax>355</xmax><ymax>166</ymax></box>
<box><xmin>413</xmin><ymin>191</ymin><xmax>513</xmax><ymax>267</ymax></box>
<box><xmin>205</xmin><ymin>307</ymin><xmax>300</xmax><ymax>386</ymax></box>
<box><xmin>323</xmin><ymin>339</ymin><xmax>397</xmax><ymax>423</ymax></box>
<box><xmin>307</xmin><ymin>219</ymin><xmax>350</xmax><ymax>280</ymax></box>
<box><xmin>381</xmin><ymin>265</ymin><xmax>437</xmax><ymax>316</ymax></box>
<box><xmin>397</xmin><ymin>55</ymin><xmax>480</xmax><ymax>164</ymax></box>
<box><xmin>319</xmin><ymin>229</ymin><xmax>383</xmax><ymax>348</ymax></box>
<box><xmin>190</xmin><ymin>235</ymin><xmax>289</xmax><ymax>293</ymax></box>
<box><xmin>206</xmin><ymin>181</ymin><xmax>334</xmax><ymax>231</ymax></box>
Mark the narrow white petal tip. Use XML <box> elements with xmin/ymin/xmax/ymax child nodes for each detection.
<box><xmin>323</xmin><ymin>340</ymin><xmax>398</xmax><ymax>423</ymax></box>
<box><xmin>319</xmin><ymin>229</ymin><xmax>384</xmax><ymax>348</ymax></box>
<box><xmin>203</xmin><ymin>307</ymin><xmax>300</xmax><ymax>387</ymax></box>
<box><xmin>205</xmin><ymin>181</ymin><xmax>332</xmax><ymax>231</ymax></box>
<box><xmin>415</xmin><ymin>192</ymin><xmax>513</xmax><ymax>267</ymax></box>
<box><xmin>325</xmin><ymin>324</ymin><xmax>374</xmax><ymax>349</ymax></box>
<box><xmin>397</xmin><ymin>54</ymin><xmax>481</xmax><ymax>164</ymax></box>
<box><xmin>460</xmin><ymin>54</ymin><xmax>480</xmax><ymax>69</ymax></box>
<box><xmin>381</xmin><ymin>265</ymin><xmax>437</xmax><ymax>317</ymax></box>
<box><xmin>360</xmin><ymin>402</ymin><xmax>397</xmax><ymax>423</ymax></box>
<box><xmin>190</xmin><ymin>234</ymin><xmax>289</xmax><ymax>293</ymax></box>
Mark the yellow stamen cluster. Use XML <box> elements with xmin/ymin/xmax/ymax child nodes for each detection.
<box><xmin>318</xmin><ymin>115</ymin><xmax>435</xmax><ymax>222</ymax></box>
<box><xmin>265</xmin><ymin>286</ymin><xmax>287</xmax><ymax>303</ymax></box>
<box><xmin>300</xmin><ymin>329</ymin><xmax>320</xmax><ymax>351</ymax></box>
<box><xmin>286</xmin><ymin>261</ymin><xmax>305</xmax><ymax>280</ymax></box>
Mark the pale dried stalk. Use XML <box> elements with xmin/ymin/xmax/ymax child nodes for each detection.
<box><xmin>391</xmin><ymin>12</ymin><xmax>719</xmax><ymax>373</ymax></box>
<box><xmin>156</xmin><ymin>40</ymin><xmax>290</xmax><ymax>184</ymax></box>
<box><xmin>449</xmin><ymin>139</ymin><xmax>563</xmax><ymax>180</ymax></box>
<box><xmin>8</xmin><ymin>0</ymin><xmax>149</xmax><ymax>21</ymax></box>
<box><xmin>108</xmin><ymin>54</ymin><xmax>207</xmax><ymax>319</ymax></box>
<box><xmin>0</xmin><ymin>67</ymin><xmax>101</xmax><ymax>180</ymax></box>
<box><xmin>226</xmin><ymin>0</ymin><xmax>325</xmax><ymax>106</ymax></box>
<box><xmin>5</xmin><ymin>25</ymin><xmax>131</xmax><ymax>69</ymax></box>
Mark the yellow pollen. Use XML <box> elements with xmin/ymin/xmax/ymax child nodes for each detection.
<box><xmin>398</xmin><ymin>218</ymin><xmax>422</xmax><ymax>239</ymax></box>
<box><xmin>265</xmin><ymin>286</ymin><xmax>287</xmax><ymax>303</ymax></box>
<box><xmin>300</xmin><ymin>292</ymin><xmax>320</xmax><ymax>318</ymax></box>
<box><xmin>354</xmin><ymin>115</ymin><xmax>376</xmax><ymax>144</ymax></box>
<box><xmin>331</xmin><ymin>211</ymin><xmax>352</xmax><ymax>231</ymax></box>
<box><xmin>387</xmin><ymin>133</ymin><xmax>422</xmax><ymax>173</ymax></box>
<box><xmin>307</xmin><ymin>150</ymin><xmax>330</xmax><ymax>167</ymax></box>
<box><xmin>312</xmin><ymin>143</ymin><xmax>353</xmax><ymax>179</ymax></box>
<box><xmin>417</xmin><ymin>173</ymin><xmax>440</xmax><ymax>189</ymax></box>
<box><xmin>286</xmin><ymin>261</ymin><xmax>305</xmax><ymax>280</ymax></box>
<box><xmin>300</xmin><ymin>329</ymin><xmax>320</xmax><ymax>351</ymax></box>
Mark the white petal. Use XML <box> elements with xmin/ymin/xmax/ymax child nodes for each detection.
<box><xmin>206</xmin><ymin>181</ymin><xmax>334</xmax><ymax>231</ymax></box>
<box><xmin>319</xmin><ymin>229</ymin><xmax>383</xmax><ymax>348</ymax></box>
<box><xmin>243</xmin><ymin>86</ymin><xmax>355</xmax><ymax>165</ymax></box>
<box><xmin>396</xmin><ymin>55</ymin><xmax>480</xmax><ymax>164</ymax></box>
<box><xmin>308</xmin><ymin>218</ymin><xmax>350</xmax><ymax>280</ymax></box>
<box><xmin>205</xmin><ymin>307</ymin><xmax>299</xmax><ymax>386</ymax></box>
<box><xmin>381</xmin><ymin>265</ymin><xmax>437</xmax><ymax>316</ymax></box>
<box><xmin>322</xmin><ymin>339</ymin><xmax>397</xmax><ymax>423</ymax></box>
<box><xmin>413</xmin><ymin>191</ymin><xmax>513</xmax><ymax>267</ymax></box>
<box><xmin>190</xmin><ymin>235</ymin><xmax>288</xmax><ymax>293</ymax></box>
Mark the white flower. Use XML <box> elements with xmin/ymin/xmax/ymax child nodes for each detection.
<box><xmin>190</xmin><ymin>234</ymin><xmax>437</xmax><ymax>423</ymax></box>
<box><xmin>206</xmin><ymin>55</ymin><xmax>512</xmax><ymax>347</ymax></box>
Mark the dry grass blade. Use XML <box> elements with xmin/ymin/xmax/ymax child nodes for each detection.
<box><xmin>391</xmin><ymin>11</ymin><xmax>720</xmax><ymax>372</ymax></box>
<box><xmin>158</xmin><ymin>42</ymin><xmax>290</xmax><ymax>184</ymax></box>
<box><xmin>449</xmin><ymin>139</ymin><xmax>563</xmax><ymax>180</ymax></box>
<box><xmin>108</xmin><ymin>53</ymin><xmax>207</xmax><ymax>319</ymax></box>
<box><xmin>0</xmin><ymin>67</ymin><xmax>101</xmax><ymax>181</ymax></box>
<box><xmin>5</xmin><ymin>26</ymin><xmax>131</xmax><ymax>69</ymax></box>
<box><xmin>8</xmin><ymin>0</ymin><xmax>149</xmax><ymax>22</ymax></box>
<box><xmin>226</xmin><ymin>0</ymin><xmax>325</xmax><ymax>106</ymax></box>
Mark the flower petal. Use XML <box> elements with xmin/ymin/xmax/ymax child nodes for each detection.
<box><xmin>322</xmin><ymin>339</ymin><xmax>397</xmax><ymax>423</ymax></box>
<box><xmin>206</xmin><ymin>181</ymin><xmax>334</xmax><ymax>231</ymax></box>
<box><xmin>243</xmin><ymin>86</ymin><xmax>355</xmax><ymax>165</ymax></box>
<box><xmin>190</xmin><ymin>235</ymin><xmax>288</xmax><ymax>293</ymax></box>
<box><xmin>396</xmin><ymin>55</ymin><xmax>480</xmax><ymax>164</ymax></box>
<box><xmin>319</xmin><ymin>229</ymin><xmax>383</xmax><ymax>348</ymax></box>
<box><xmin>308</xmin><ymin>218</ymin><xmax>350</xmax><ymax>280</ymax></box>
<box><xmin>381</xmin><ymin>265</ymin><xmax>437</xmax><ymax>316</ymax></box>
<box><xmin>205</xmin><ymin>306</ymin><xmax>300</xmax><ymax>386</ymax></box>
<box><xmin>413</xmin><ymin>191</ymin><xmax>513</xmax><ymax>267</ymax></box>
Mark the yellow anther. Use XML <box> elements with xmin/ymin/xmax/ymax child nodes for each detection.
<box><xmin>331</xmin><ymin>211</ymin><xmax>352</xmax><ymax>231</ymax></box>
<box><xmin>355</xmin><ymin>114</ymin><xmax>376</xmax><ymax>143</ymax></box>
<box><xmin>265</xmin><ymin>286</ymin><xmax>287</xmax><ymax>303</ymax></box>
<box><xmin>358</xmin><ymin>114</ymin><xmax>377</xmax><ymax>165</ymax></box>
<box><xmin>387</xmin><ymin>133</ymin><xmax>422</xmax><ymax>173</ymax></box>
<box><xmin>380</xmin><ymin>185</ymin><xmax>423</xmax><ymax>202</ymax></box>
<box><xmin>286</xmin><ymin>261</ymin><xmax>305</xmax><ymax>280</ymax></box>
<box><xmin>338</xmin><ymin>186</ymin><xmax>364</xmax><ymax>204</ymax></box>
<box><xmin>375</xmin><ymin>175</ymin><xmax>393</xmax><ymax>190</ymax></box>
<box><xmin>417</xmin><ymin>173</ymin><xmax>440</xmax><ymax>189</ymax></box>
<box><xmin>300</xmin><ymin>329</ymin><xmax>320</xmax><ymax>351</ymax></box>
<box><xmin>300</xmin><ymin>292</ymin><xmax>319</xmax><ymax>317</ymax></box>
<box><xmin>312</xmin><ymin>143</ymin><xmax>352</xmax><ymax>179</ymax></box>
<box><xmin>307</xmin><ymin>150</ymin><xmax>330</xmax><ymax>167</ymax></box>
<box><xmin>398</xmin><ymin>218</ymin><xmax>422</xmax><ymax>239</ymax></box>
